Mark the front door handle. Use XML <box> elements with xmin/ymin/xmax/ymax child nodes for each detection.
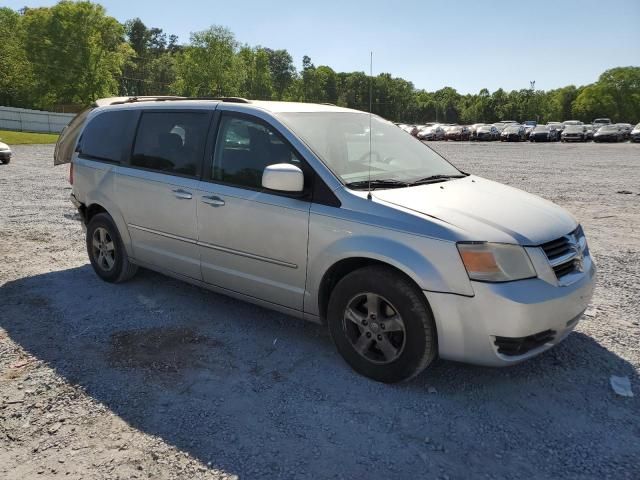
<box><xmin>172</xmin><ymin>189</ymin><xmax>192</xmax><ymax>200</ymax></box>
<box><xmin>202</xmin><ymin>195</ymin><xmax>225</xmax><ymax>207</ymax></box>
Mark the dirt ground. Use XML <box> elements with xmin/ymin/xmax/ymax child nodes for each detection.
<box><xmin>1</xmin><ymin>142</ymin><xmax>639</xmax><ymax>479</ymax></box>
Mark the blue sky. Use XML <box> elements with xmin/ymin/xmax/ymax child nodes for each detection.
<box><xmin>5</xmin><ymin>0</ymin><xmax>640</xmax><ymax>93</ymax></box>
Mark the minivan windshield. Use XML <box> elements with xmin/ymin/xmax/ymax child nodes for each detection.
<box><xmin>278</xmin><ymin>112</ymin><xmax>462</xmax><ymax>185</ymax></box>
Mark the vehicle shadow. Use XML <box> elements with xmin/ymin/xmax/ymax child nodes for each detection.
<box><xmin>1</xmin><ymin>265</ymin><xmax>638</xmax><ymax>479</ymax></box>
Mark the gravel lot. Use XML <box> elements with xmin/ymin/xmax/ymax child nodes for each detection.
<box><xmin>1</xmin><ymin>142</ymin><xmax>639</xmax><ymax>479</ymax></box>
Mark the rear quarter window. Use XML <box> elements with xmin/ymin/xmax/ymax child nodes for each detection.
<box><xmin>78</xmin><ymin>110</ymin><xmax>138</xmax><ymax>163</ymax></box>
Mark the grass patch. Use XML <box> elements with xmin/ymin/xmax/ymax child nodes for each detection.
<box><xmin>0</xmin><ymin>130</ymin><xmax>59</xmax><ymax>145</ymax></box>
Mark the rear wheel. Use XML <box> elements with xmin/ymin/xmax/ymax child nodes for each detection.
<box><xmin>327</xmin><ymin>266</ymin><xmax>437</xmax><ymax>383</ymax></box>
<box><xmin>86</xmin><ymin>213</ymin><xmax>138</xmax><ymax>283</ymax></box>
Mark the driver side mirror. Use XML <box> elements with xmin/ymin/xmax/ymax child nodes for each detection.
<box><xmin>262</xmin><ymin>163</ymin><xmax>304</xmax><ymax>193</ymax></box>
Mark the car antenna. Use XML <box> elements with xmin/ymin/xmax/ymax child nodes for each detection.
<box><xmin>367</xmin><ymin>51</ymin><xmax>373</xmax><ymax>200</ymax></box>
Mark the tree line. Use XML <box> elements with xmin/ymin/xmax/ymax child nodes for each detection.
<box><xmin>1</xmin><ymin>1</ymin><xmax>639</xmax><ymax>123</ymax></box>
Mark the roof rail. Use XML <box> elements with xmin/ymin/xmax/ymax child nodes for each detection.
<box><xmin>208</xmin><ymin>97</ymin><xmax>251</xmax><ymax>104</ymax></box>
<box><xmin>102</xmin><ymin>96</ymin><xmax>187</xmax><ymax>106</ymax></box>
<box><xmin>96</xmin><ymin>96</ymin><xmax>252</xmax><ymax>107</ymax></box>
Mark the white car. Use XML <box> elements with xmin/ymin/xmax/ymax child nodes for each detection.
<box><xmin>0</xmin><ymin>141</ymin><xmax>12</xmax><ymax>164</ymax></box>
<box><xmin>54</xmin><ymin>97</ymin><xmax>596</xmax><ymax>383</ymax></box>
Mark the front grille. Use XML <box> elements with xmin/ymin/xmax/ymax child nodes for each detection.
<box><xmin>540</xmin><ymin>236</ymin><xmax>572</xmax><ymax>260</ymax></box>
<box><xmin>540</xmin><ymin>226</ymin><xmax>585</xmax><ymax>280</ymax></box>
<box><xmin>494</xmin><ymin>329</ymin><xmax>556</xmax><ymax>356</ymax></box>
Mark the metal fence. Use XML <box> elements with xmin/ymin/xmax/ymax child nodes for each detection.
<box><xmin>0</xmin><ymin>106</ymin><xmax>75</xmax><ymax>134</ymax></box>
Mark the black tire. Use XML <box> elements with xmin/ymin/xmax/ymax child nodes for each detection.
<box><xmin>86</xmin><ymin>212</ymin><xmax>138</xmax><ymax>283</ymax></box>
<box><xmin>1</xmin><ymin>158</ymin><xmax>10</xmax><ymax>164</ymax></box>
<box><xmin>327</xmin><ymin>265</ymin><xmax>437</xmax><ymax>383</ymax></box>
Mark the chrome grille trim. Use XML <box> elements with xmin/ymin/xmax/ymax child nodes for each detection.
<box><xmin>539</xmin><ymin>226</ymin><xmax>587</xmax><ymax>281</ymax></box>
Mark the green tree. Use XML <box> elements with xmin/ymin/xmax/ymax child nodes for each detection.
<box><xmin>171</xmin><ymin>25</ymin><xmax>243</xmax><ymax>97</ymax></box>
<box><xmin>0</xmin><ymin>7</ymin><xmax>33</xmax><ymax>107</ymax></box>
<box><xmin>121</xmin><ymin>17</ymin><xmax>177</xmax><ymax>96</ymax></box>
<box><xmin>21</xmin><ymin>1</ymin><xmax>132</xmax><ymax>108</ymax></box>
<box><xmin>264</xmin><ymin>49</ymin><xmax>296</xmax><ymax>100</ymax></box>
<box><xmin>237</xmin><ymin>46</ymin><xmax>274</xmax><ymax>99</ymax></box>
<box><xmin>573</xmin><ymin>67</ymin><xmax>640</xmax><ymax>122</ymax></box>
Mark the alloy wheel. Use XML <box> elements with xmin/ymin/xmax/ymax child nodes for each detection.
<box><xmin>92</xmin><ymin>227</ymin><xmax>116</xmax><ymax>271</ymax></box>
<box><xmin>343</xmin><ymin>293</ymin><xmax>406</xmax><ymax>364</ymax></box>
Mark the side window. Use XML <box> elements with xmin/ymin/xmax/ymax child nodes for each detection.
<box><xmin>212</xmin><ymin>115</ymin><xmax>301</xmax><ymax>189</ymax></box>
<box><xmin>131</xmin><ymin>112</ymin><xmax>208</xmax><ymax>177</ymax></box>
<box><xmin>78</xmin><ymin>110</ymin><xmax>135</xmax><ymax>163</ymax></box>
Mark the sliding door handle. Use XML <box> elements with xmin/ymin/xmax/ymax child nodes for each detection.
<box><xmin>202</xmin><ymin>195</ymin><xmax>225</xmax><ymax>207</ymax></box>
<box><xmin>172</xmin><ymin>189</ymin><xmax>192</xmax><ymax>200</ymax></box>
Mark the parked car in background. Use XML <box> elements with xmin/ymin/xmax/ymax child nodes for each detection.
<box><xmin>56</xmin><ymin>96</ymin><xmax>596</xmax><ymax>383</ymax></box>
<box><xmin>444</xmin><ymin>125</ymin><xmax>470</xmax><ymax>141</ymax></box>
<box><xmin>492</xmin><ymin>122</ymin><xmax>508</xmax><ymax>133</ymax></box>
<box><xmin>631</xmin><ymin>123</ymin><xmax>640</xmax><ymax>143</ymax></box>
<box><xmin>583</xmin><ymin>124</ymin><xmax>595</xmax><ymax>140</ymax></box>
<box><xmin>547</xmin><ymin>122</ymin><xmax>564</xmax><ymax>135</ymax></box>
<box><xmin>401</xmin><ymin>124</ymin><xmax>419</xmax><ymax>137</ymax></box>
<box><xmin>500</xmin><ymin>125</ymin><xmax>526</xmax><ymax>142</ymax></box>
<box><xmin>523</xmin><ymin>120</ymin><xmax>537</xmax><ymax>139</ymax></box>
<box><xmin>592</xmin><ymin>119</ymin><xmax>611</xmax><ymax>134</ymax></box>
<box><xmin>592</xmin><ymin>118</ymin><xmax>612</xmax><ymax>130</ymax></box>
<box><xmin>561</xmin><ymin>125</ymin><xmax>587</xmax><ymax>142</ymax></box>
<box><xmin>417</xmin><ymin>125</ymin><xmax>446</xmax><ymax>141</ymax></box>
<box><xmin>562</xmin><ymin>120</ymin><xmax>583</xmax><ymax>127</ymax></box>
<box><xmin>476</xmin><ymin>125</ymin><xmax>499</xmax><ymax>141</ymax></box>
<box><xmin>0</xmin><ymin>142</ymin><xmax>12</xmax><ymax>164</ymax></box>
<box><xmin>468</xmin><ymin>123</ymin><xmax>485</xmax><ymax>140</ymax></box>
<box><xmin>499</xmin><ymin>120</ymin><xmax>518</xmax><ymax>125</ymax></box>
<box><xmin>615</xmin><ymin>123</ymin><xmax>633</xmax><ymax>140</ymax></box>
<box><xmin>529</xmin><ymin>125</ymin><xmax>559</xmax><ymax>142</ymax></box>
<box><xmin>593</xmin><ymin>124</ymin><xmax>623</xmax><ymax>142</ymax></box>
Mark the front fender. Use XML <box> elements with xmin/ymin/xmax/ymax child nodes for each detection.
<box><xmin>305</xmin><ymin>210</ymin><xmax>474</xmax><ymax>316</ymax></box>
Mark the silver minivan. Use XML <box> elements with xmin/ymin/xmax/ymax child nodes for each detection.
<box><xmin>54</xmin><ymin>97</ymin><xmax>596</xmax><ymax>383</ymax></box>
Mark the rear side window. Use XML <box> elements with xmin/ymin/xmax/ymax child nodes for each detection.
<box><xmin>53</xmin><ymin>107</ymin><xmax>92</xmax><ymax>165</ymax></box>
<box><xmin>131</xmin><ymin>112</ymin><xmax>209</xmax><ymax>177</ymax></box>
<box><xmin>78</xmin><ymin>110</ymin><xmax>137</xmax><ymax>163</ymax></box>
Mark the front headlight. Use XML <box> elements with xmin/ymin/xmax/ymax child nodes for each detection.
<box><xmin>457</xmin><ymin>242</ymin><xmax>536</xmax><ymax>282</ymax></box>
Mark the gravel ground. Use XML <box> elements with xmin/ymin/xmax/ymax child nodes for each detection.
<box><xmin>1</xmin><ymin>142</ymin><xmax>639</xmax><ymax>480</ymax></box>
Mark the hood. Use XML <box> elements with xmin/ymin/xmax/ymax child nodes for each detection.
<box><xmin>372</xmin><ymin>176</ymin><xmax>577</xmax><ymax>245</ymax></box>
<box><xmin>0</xmin><ymin>142</ymin><xmax>11</xmax><ymax>151</ymax></box>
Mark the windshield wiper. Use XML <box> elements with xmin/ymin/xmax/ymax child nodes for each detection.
<box><xmin>345</xmin><ymin>179</ymin><xmax>410</xmax><ymax>190</ymax></box>
<box><xmin>408</xmin><ymin>174</ymin><xmax>467</xmax><ymax>186</ymax></box>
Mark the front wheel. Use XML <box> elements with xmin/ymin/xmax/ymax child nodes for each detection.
<box><xmin>327</xmin><ymin>266</ymin><xmax>437</xmax><ymax>383</ymax></box>
<box><xmin>86</xmin><ymin>213</ymin><xmax>138</xmax><ymax>283</ymax></box>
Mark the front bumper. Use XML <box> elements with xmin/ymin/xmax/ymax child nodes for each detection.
<box><xmin>425</xmin><ymin>261</ymin><xmax>596</xmax><ymax>366</ymax></box>
<box><xmin>0</xmin><ymin>151</ymin><xmax>11</xmax><ymax>161</ymax></box>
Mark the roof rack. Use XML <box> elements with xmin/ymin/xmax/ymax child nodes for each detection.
<box><xmin>208</xmin><ymin>97</ymin><xmax>251</xmax><ymax>103</ymax></box>
<box><xmin>102</xmin><ymin>96</ymin><xmax>186</xmax><ymax>106</ymax></box>
<box><xmin>98</xmin><ymin>96</ymin><xmax>251</xmax><ymax>107</ymax></box>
